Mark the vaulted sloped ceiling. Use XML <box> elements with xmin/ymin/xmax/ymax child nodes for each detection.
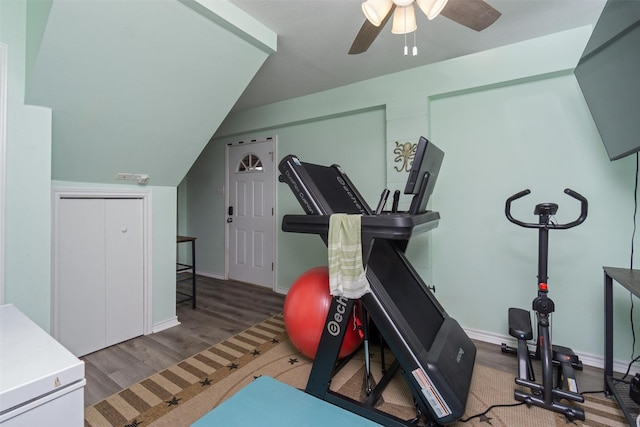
<box><xmin>25</xmin><ymin>0</ymin><xmax>275</xmax><ymax>187</ymax></box>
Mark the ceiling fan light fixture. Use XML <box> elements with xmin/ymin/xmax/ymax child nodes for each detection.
<box><xmin>392</xmin><ymin>0</ymin><xmax>414</xmax><ymax>6</ymax></box>
<box><xmin>362</xmin><ymin>0</ymin><xmax>393</xmax><ymax>27</ymax></box>
<box><xmin>391</xmin><ymin>5</ymin><xmax>417</xmax><ymax>34</ymax></box>
<box><xmin>416</xmin><ymin>0</ymin><xmax>449</xmax><ymax>19</ymax></box>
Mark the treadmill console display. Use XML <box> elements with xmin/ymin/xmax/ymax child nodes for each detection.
<box><xmin>404</xmin><ymin>137</ymin><xmax>444</xmax><ymax>215</ymax></box>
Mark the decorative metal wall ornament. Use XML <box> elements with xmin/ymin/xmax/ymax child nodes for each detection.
<box><xmin>393</xmin><ymin>141</ymin><xmax>417</xmax><ymax>172</ymax></box>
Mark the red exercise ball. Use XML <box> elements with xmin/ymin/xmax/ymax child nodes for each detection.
<box><xmin>284</xmin><ymin>266</ymin><xmax>363</xmax><ymax>360</ymax></box>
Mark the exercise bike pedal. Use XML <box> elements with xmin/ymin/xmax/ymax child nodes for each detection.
<box><xmin>507</xmin><ymin>308</ymin><xmax>533</xmax><ymax>340</ymax></box>
<box><xmin>552</xmin><ymin>344</ymin><xmax>583</xmax><ymax>370</ymax></box>
<box><xmin>505</xmin><ymin>308</ymin><xmax>536</xmax><ymax>381</ymax></box>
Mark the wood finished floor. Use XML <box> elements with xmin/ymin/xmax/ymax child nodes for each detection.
<box><xmin>82</xmin><ymin>275</ymin><xmax>608</xmax><ymax>407</ymax></box>
<box><xmin>82</xmin><ymin>275</ymin><xmax>286</xmax><ymax>406</ymax></box>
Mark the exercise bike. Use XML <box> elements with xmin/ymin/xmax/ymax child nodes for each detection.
<box><xmin>501</xmin><ymin>188</ymin><xmax>588</xmax><ymax>421</ymax></box>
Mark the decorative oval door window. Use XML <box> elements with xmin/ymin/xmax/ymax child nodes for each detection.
<box><xmin>237</xmin><ymin>154</ymin><xmax>263</xmax><ymax>172</ymax></box>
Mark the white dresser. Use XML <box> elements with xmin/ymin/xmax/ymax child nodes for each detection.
<box><xmin>0</xmin><ymin>304</ymin><xmax>85</xmax><ymax>426</ymax></box>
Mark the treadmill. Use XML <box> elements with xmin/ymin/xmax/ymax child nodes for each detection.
<box><xmin>278</xmin><ymin>137</ymin><xmax>476</xmax><ymax>426</ymax></box>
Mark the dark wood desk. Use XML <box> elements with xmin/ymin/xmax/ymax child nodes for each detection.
<box><xmin>604</xmin><ymin>266</ymin><xmax>640</xmax><ymax>426</ymax></box>
<box><xmin>177</xmin><ymin>236</ymin><xmax>196</xmax><ymax>309</ymax></box>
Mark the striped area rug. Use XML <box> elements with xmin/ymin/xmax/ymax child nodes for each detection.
<box><xmin>84</xmin><ymin>314</ymin><xmax>288</xmax><ymax>427</ymax></box>
<box><xmin>85</xmin><ymin>314</ymin><xmax>628</xmax><ymax>427</ymax></box>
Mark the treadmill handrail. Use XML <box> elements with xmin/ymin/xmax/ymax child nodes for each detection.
<box><xmin>281</xmin><ymin>211</ymin><xmax>440</xmax><ymax>241</ymax></box>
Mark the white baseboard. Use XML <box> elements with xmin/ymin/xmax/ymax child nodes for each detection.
<box><xmin>152</xmin><ymin>316</ymin><xmax>180</xmax><ymax>333</ymax></box>
<box><xmin>197</xmin><ymin>269</ymin><xmax>288</xmax><ymax>295</ymax></box>
<box><xmin>464</xmin><ymin>326</ymin><xmax>635</xmax><ymax>376</ymax></box>
<box><xmin>274</xmin><ymin>285</ymin><xmax>288</xmax><ymax>295</ymax></box>
<box><xmin>195</xmin><ymin>270</ymin><xmax>225</xmax><ymax>280</ymax></box>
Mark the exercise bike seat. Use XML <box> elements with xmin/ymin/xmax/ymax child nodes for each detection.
<box><xmin>508</xmin><ymin>308</ymin><xmax>533</xmax><ymax>340</ymax></box>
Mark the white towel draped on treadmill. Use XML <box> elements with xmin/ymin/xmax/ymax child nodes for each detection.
<box><xmin>328</xmin><ymin>213</ymin><xmax>371</xmax><ymax>298</ymax></box>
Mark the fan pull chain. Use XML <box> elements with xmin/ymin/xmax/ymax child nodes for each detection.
<box><xmin>404</xmin><ymin>33</ymin><xmax>408</xmax><ymax>56</ymax></box>
<box><xmin>401</xmin><ymin>11</ymin><xmax>418</xmax><ymax>56</ymax></box>
<box><xmin>404</xmin><ymin>9</ymin><xmax>408</xmax><ymax>56</ymax></box>
<box><xmin>413</xmin><ymin>31</ymin><xmax>418</xmax><ymax>56</ymax></box>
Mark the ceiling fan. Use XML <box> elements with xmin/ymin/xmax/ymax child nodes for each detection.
<box><xmin>349</xmin><ymin>0</ymin><xmax>501</xmax><ymax>54</ymax></box>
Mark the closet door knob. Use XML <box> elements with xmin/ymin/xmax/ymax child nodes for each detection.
<box><xmin>121</xmin><ymin>227</ymin><xmax>128</xmax><ymax>233</ymax></box>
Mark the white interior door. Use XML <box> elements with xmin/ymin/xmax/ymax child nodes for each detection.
<box><xmin>58</xmin><ymin>199</ymin><xmax>106</xmax><ymax>356</ymax></box>
<box><xmin>56</xmin><ymin>198</ymin><xmax>144</xmax><ymax>356</ymax></box>
<box><xmin>227</xmin><ymin>139</ymin><xmax>275</xmax><ymax>288</ymax></box>
<box><xmin>105</xmin><ymin>199</ymin><xmax>144</xmax><ymax>347</ymax></box>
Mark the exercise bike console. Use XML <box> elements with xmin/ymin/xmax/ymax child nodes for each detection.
<box><xmin>502</xmin><ymin>188</ymin><xmax>588</xmax><ymax>421</ymax></box>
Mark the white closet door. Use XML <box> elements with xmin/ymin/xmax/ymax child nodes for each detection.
<box><xmin>105</xmin><ymin>199</ymin><xmax>143</xmax><ymax>347</ymax></box>
<box><xmin>57</xmin><ymin>198</ymin><xmax>144</xmax><ymax>357</ymax></box>
<box><xmin>58</xmin><ymin>199</ymin><xmax>107</xmax><ymax>356</ymax></box>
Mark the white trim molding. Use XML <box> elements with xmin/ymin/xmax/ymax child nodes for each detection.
<box><xmin>194</xmin><ymin>269</ymin><xmax>225</xmax><ymax>281</ymax></box>
<box><xmin>152</xmin><ymin>316</ymin><xmax>180</xmax><ymax>333</ymax></box>
<box><xmin>0</xmin><ymin>43</ymin><xmax>7</xmax><ymax>305</ymax></box>
<box><xmin>464</xmin><ymin>326</ymin><xmax>634</xmax><ymax>375</ymax></box>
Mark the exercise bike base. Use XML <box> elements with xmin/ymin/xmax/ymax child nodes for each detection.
<box><xmin>514</xmin><ymin>389</ymin><xmax>585</xmax><ymax>421</ymax></box>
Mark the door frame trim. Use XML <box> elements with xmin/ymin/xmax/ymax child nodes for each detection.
<box><xmin>51</xmin><ymin>188</ymin><xmax>153</xmax><ymax>338</ymax></box>
<box><xmin>225</xmin><ymin>136</ymin><xmax>277</xmax><ymax>290</ymax></box>
<box><xmin>0</xmin><ymin>43</ymin><xmax>7</xmax><ymax>305</ymax></box>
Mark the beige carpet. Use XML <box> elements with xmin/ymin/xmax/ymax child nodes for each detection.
<box><xmin>84</xmin><ymin>314</ymin><xmax>627</xmax><ymax>427</ymax></box>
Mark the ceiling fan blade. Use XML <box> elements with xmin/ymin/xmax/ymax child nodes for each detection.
<box><xmin>440</xmin><ymin>0</ymin><xmax>501</xmax><ymax>31</ymax></box>
<box><xmin>348</xmin><ymin>4</ymin><xmax>396</xmax><ymax>55</ymax></box>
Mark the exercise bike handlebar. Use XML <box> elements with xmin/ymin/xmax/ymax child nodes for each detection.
<box><xmin>505</xmin><ymin>188</ymin><xmax>588</xmax><ymax>229</ymax></box>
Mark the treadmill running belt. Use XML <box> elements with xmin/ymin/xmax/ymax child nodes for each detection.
<box><xmin>278</xmin><ymin>153</ymin><xmax>476</xmax><ymax>425</ymax></box>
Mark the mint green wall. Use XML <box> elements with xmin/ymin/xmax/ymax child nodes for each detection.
<box><xmin>177</xmin><ymin>178</ymin><xmax>189</xmax><ymax>265</ymax></box>
<box><xmin>183</xmin><ymin>108</ymin><xmax>386</xmax><ymax>290</ymax></box>
<box><xmin>1</xmin><ymin>0</ymin><xmax>53</xmax><ymax>330</ymax></box>
<box><xmin>385</xmin><ymin>99</ymin><xmax>433</xmax><ymax>284</ymax></box>
<box><xmin>179</xmin><ymin>137</ymin><xmax>226</xmax><ymax>277</ymax></box>
<box><xmin>430</xmin><ymin>75</ymin><xmax>635</xmax><ymax>358</ymax></box>
<box><xmin>24</xmin><ymin>0</ymin><xmax>274</xmax><ymax>188</ymax></box>
<box><xmin>274</xmin><ymin>110</ymin><xmax>386</xmax><ymax>291</ymax></box>
<box><xmin>24</xmin><ymin>0</ymin><xmax>53</xmax><ymax>83</ymax></box>
<box><xmin>204</xmin><ymin>26</ymin><xmax>637</xmax><ymax>362</ymax></box>
<box><xmin>149</xmin><ymin>187</ymin><xmax>178</xmax><ymax>325</ymax></box>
